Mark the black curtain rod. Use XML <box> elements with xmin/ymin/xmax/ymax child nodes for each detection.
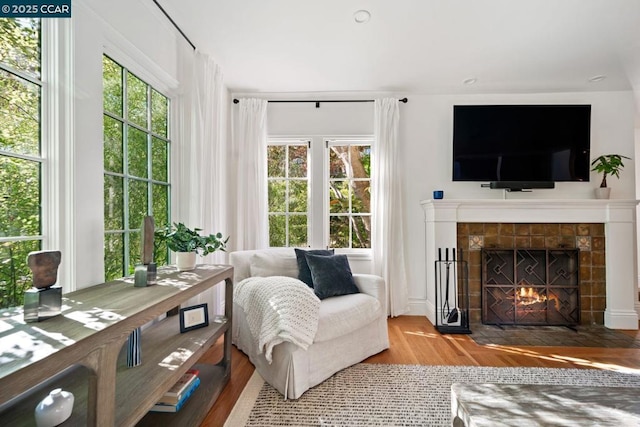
<box><xmin>152</xmin><ymin>0</ymin><xmax>196</xmax><ymax>50</ymax></box>
<box><xmin>233</xmin><ymin>98</ymin><xmax>408</xmax><ymax>108</ymax></box>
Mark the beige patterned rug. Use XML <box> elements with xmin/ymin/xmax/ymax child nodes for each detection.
<box><xmin>225</xmin><ymin>363</ymin><xmax>640</xmax><ymax>426</ymax></box>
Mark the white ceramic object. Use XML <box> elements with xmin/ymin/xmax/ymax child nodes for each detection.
<box><xmin>594</xmin><ymin>187</ymin><xmax>611</xmax><ymax>199</ymax></box>
<box><xmin>35</xmin><ymin>388</ymin><xmax>74</xmax><ymax>427</ymax></box>
<box><xmin>176</xmin><ymin>252</ymin><xmax>197</xmax><ymax>271</ymax></box>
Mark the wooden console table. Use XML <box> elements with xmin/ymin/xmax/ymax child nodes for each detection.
<box><xmin>0</xmin><ymin>264</ymin><xmax>233</xmax><ymax>426</ymax></box>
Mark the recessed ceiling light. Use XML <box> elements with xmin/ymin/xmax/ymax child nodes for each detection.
<box><xmin>588</xmin><ymin>75</ymin><xmax>606</xmax><ymax>83</ymax></box>
<box><xmin>463</xmin><ymin>78</ymin><xmax>477</xmax><ymax>85</ymax></box>
<box><xmin>354</xmin><ymin>10</ymin><xmax>371</xmax><ymax>24</ymax></box>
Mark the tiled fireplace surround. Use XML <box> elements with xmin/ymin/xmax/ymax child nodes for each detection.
<box><xmin>456</xmin><ymin>222</ymin><xmax>604</xmax><ymax>325</ymax></box>
<box><xmin>421</xmin><ymin>199</ymin><xmax>639</xmax><ymax>330</ymax></box>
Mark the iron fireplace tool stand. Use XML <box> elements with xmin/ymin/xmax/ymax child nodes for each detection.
<box><xmin>435</xmin><ymin>247</ymin><xmax>471</xmax><ymax>334</ymax></box>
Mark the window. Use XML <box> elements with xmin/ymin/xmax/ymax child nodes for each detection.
<box><xmin>103</xmin><ymin>55</ymin><xmax>170</xmax><ymax>281</ymax></box>
<box><xmin>267</xmin><ymin>140</ymin><xmax>309</xmax><ymax>247</ymax></box>
<box><xmin>327</xmin><ymin>140</ymin><xmax>372</xmax><ymax>249</ymax></box>
<box><xmin>267</xmin><ymin>137</ymin><xmax>373</xmax><ymax>250</ymax></box>
<box><xmin>0</xmin><ymin>18</ymin><xmax>43</xmax><ymax>308</ymax></box>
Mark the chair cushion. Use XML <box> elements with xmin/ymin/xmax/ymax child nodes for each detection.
<box><xmin>249</xmin><ymin>252</ymin><xmax>298</xmax><ymax>278</ymax></box>
<box><xmin>314</xmin><ymin>293</ymin><xmax>382</xmax><ymax>342</ymax></box>
<box><xmin>294</xmin><ymin>248</ymin><xmax>334</xmax><ymax>287</ymax></box>
<box><xmin>305</xmin><ymin>253</ymin><xmax>359</xmax><ymax>300</ymax></box>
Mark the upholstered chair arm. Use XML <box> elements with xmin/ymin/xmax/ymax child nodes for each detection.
<box><xmin>353</xmin><ymin>274</ymin><xmax>386</xmax><ymax>306</ymax></box>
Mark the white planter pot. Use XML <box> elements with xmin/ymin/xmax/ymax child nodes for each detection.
<box><xmin>35</xmin><ymin>388</ymin><xmax>74</xmax><ymax>427</ymax></box>
<box><xmin>176</xmin><ymin>252</ymin><xmax>197</xmax><ymax>271</ymax></box>
<box><xmin>594</xmin><ymin>187</ymin><xmax>611</xmax><ymax>199</ymax></box>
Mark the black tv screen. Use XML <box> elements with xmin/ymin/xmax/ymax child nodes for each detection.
<box><xmin>452</xmin><ymin>105</ymin><xmax>591</xmax><ymax>182</ymax></box>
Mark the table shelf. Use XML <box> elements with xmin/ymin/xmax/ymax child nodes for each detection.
<box><xmin>0</xmin><ymin>264</ymin><xmax>233</xmax><ymax>426</ymax></box>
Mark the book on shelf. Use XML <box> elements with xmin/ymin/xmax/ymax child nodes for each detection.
<box><xmin>150</xmin><ymin>376</ymin><xmax>200</xmax><ymax>413</ymax></box>
<box><xmin>155</xmin><ymin>368</ymin><xmax>200</xmax><ymax>405</ymax></box>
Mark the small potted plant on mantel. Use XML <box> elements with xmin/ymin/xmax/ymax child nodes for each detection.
<box><xmin>156</xmin><ymin>222</ymin><xmax>229</xmax><ymax>271</ymax></box>
<box><xmin>590</xmin><ymin>154</ymin><xmax>631</xmax><ymax>199</ymax></box>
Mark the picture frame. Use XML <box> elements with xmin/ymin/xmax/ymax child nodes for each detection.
<box><xmin>179</xmin><ymin>303</ymin><xmax>209</xmax><ymax>333</ymax></box>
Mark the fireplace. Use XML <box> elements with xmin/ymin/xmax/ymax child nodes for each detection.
<box><xmin>482</xmin><ymin>248</ymin><xmax>580</xmax><ymax>326</ymax></box>
<box><xmin>421</xmin><ymin>199</ymin><xmax>639</xmax><ymax>330</ymax></box>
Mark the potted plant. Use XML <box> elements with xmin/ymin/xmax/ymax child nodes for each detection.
<box><xmin>156</xmin><ymin>222</ymin><xmax>229</xmax><ymax>271</ymax></box>
<box><xmin>590</xmin><ymin>154</ymin><xmax>630</xmax><ymax>199</ymax></box>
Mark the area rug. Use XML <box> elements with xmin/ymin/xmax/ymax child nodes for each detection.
<box><xmin>469</xmin><ymin>323</ymin><xmax>640</xmax><ymax>348</ymax></box>
<box><xmin>225</xmin><ymin>363</ymin><xmax>640</xmax><ymax>426</ymax></box>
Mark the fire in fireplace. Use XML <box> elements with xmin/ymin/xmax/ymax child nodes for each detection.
<box><xmin>482</xmin><ymin>249</ymin><xmax>580</xmax><ymax>326</ymax></box>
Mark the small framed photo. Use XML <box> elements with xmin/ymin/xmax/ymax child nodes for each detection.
<box><xmin>179</xmin><ymin>303</ymin><xmax>209</xmax><ymax>333</ymax></box>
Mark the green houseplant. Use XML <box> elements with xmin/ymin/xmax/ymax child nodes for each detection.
<box><xmin>590</xmin><ymin>154</ymin><xmax>630</xmax><ymax>199</ymax></box>
<box><xmin>156</xmin><ymin>222</ymin><xmax>229</xmax><ymax>271</ymax></box>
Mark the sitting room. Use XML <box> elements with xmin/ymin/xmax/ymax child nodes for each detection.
<box><xmin>1</xmin><ymin>1</ymin><xmax>639</xmax><ymax>426</ymax></box>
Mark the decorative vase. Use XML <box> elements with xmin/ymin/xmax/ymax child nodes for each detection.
<box><xmin>594</xmin><ymin>187</ymin><xmax>611</xmax><ymax>199</ymax></box>
<box><xmin>35</xmin><ymin>388</ymin><xmax>74</xmax><ymax>427</ymax></box>
<box><xmin>176</xmin><ymin>252</ymin><xmax>197</xmax><ymax>271</ymax></box>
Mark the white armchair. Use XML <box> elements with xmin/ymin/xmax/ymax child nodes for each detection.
<box><xmin>230</xmin><ymin>248</ymin><xmax>389</xmax><ymax>399</ymax></box>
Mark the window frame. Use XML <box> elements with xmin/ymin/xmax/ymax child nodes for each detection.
<box><xmin>0</xmin><ymin>18</ymin><xmax>45</xmax><ymax>308</ymax></box>
<box><xmin>102</xmin><ymin>54</ymin><xmax>172</xmax><ymax>281</ymax></box>
<box><xmin>266</xmin><ymin>135</ymin><xmax>373</xmax><ymax>255</ymax></box>
<box><xmin>267</xmin><ymin>138</ymin><xmax>311</xmax><ymax>247</ymax></box>
<box><xmin>324</xmin><ymin>137</ymin><xmax>373</xmax><ymax>253</ymax></box>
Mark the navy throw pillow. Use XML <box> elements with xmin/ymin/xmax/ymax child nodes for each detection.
<box><xmin>305</xmin><ymin>253</ymin><xmax>359</xmax><ymax>300</ymax></box>
<box><xmin>294</xmin><ymin>248</ymin><xmax>334</xmax><ymax>287</ymax></box>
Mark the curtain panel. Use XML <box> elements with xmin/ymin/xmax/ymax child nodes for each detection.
<box><xmin>233</xmin><ymin>98</ymin><xmax>269</xmax><ymax>250</ymax></box>
<box><xmin>372</xmin><ymin>98</ymin><xmax>409</xmax><ymax>316</ymax></box>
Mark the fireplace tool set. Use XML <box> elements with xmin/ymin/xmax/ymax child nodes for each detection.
<box><xmin>434</xmin><ymin>247</ymin><xmax>471</xmax><ymax>334</ymax></box>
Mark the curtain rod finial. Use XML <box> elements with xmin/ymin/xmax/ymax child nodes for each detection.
<box><xmin>399</xmin><ymin>97</ymin><xmax>408</xmax><ymax>103</ymax></box>
<box><xmin>233</xmin><ymin>98</ymin><xmax>239</xmax><ymax>104</ymax></box>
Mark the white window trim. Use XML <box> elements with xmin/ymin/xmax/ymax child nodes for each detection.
<box><xmin>268</xmin><ymin>135</ymin><xmax>373</xmax><ymax>257</ymax></box>
<box><xmin>41</xmin><ymin>18</ymin><xmax>75</xmax><ymax>292</ymax></box>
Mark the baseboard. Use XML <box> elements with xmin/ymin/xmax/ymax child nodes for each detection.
<box><xmin>604</xmin><ymin>308</ymin><xmax>639</xmax><ymax>330</ymax></box>
<box><xmin>407</xmin><ymin>298</ymin><xmax>428</xmax><ymax>317</ymax></box>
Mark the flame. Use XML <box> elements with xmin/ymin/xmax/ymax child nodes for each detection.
<box><xmin>517</xmin><ymin>287</ymin><xmax>547</xmax><ymax>305</ymax></box>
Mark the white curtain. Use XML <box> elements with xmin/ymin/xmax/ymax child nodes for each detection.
<box><xmin>233</xmin><ymin>98</ymin><xmax>269</xmax><ymax>250</ymax></box>
<box><xmin>181</xmin><ymin>52</ymin><xmax>227</xmax><ymax>260</ymax></box>
<box><xmin>372</xmin><ymin>98</ymin><xmax>409</xmax><ymax>316</ymax></box>
<box><xmin>177</xmin><ymin>51</ymin><xmax>227</xmax><ymax>311</ymax></box>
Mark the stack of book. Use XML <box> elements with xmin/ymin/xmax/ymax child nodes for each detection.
<box><xmin>150</xmin><ymin>368</ymin><xmax>200</xmax><ymax>413</ymax></box>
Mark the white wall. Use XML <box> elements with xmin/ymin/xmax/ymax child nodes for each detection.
<box><xmin>256</xmin><ymin>91</ymin><xmax>637</xmax><ymax>314</ymax></box>
<box><xmin>260</xmin><ymin>99</ymin><xmax>375</xmax><ymax>274</ymax></box>
<box><xmin>402</xmin><ymin>91</ymin><xmax>635</xmax><ymax>314</ymax></box>
<box><xmin>71</xmin><ymin>0</ymin><xmax>183</xmax><ymax>288</ymax></box>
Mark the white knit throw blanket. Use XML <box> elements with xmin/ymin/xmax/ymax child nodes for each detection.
<box><xmin>234</xmin><ymin>276</ymin><xmax>320</xmax><ymax>363</ymax></box>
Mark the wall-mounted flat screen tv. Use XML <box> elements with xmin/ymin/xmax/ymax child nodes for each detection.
<box><xmin>452</xmin><ymin>105</ymin><xmax>591</xmax><ymax>183</ymax></box>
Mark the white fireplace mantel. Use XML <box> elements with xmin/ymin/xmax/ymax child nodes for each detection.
<box><xmin>421</xmin><ymin>199</ymin><xmax>639</xmax><ymax>330</ymax></box>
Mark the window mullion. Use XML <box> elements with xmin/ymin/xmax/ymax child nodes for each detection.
<box><xmin>147</xmin><ymin>84</ymin><xmax>153</xmax><ymax>215</ymax></box>
<box><xmin>122</xmin><ymin>69</ymin><xmax>130</xmax><ymax>277</ymax></box>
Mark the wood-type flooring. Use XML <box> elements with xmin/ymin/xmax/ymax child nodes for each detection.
<box><xmin>198</xmin><ymin>316</ymin><xmax>640</xmax><ymax>426</ymax></box>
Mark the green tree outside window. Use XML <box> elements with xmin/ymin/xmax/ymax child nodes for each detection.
<box><xmin>0</xmin><ymin>18</ymin><xmax>42</xmax><ymax>309</ymax></box>
<box><xmin>103</xmin><ymin>55</ymin><xmax>171</xmax><ymax>280</ymax></box>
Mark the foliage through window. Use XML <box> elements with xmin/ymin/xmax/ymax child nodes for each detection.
<box><xmin>267</xmin><ymin>137</ymin><xmax>372</xmax><ymax>250</ymax></box>
<box><xmin>267</xmin><ymin>141</ymin><xmax>309</xmax><ymax>247</ymax></box>
<box><xmin>103</xmin><ymin>55</ymin><xmax>171</xmax><ymax>281</ymax></box>
<box><xmin>328</xmin><ymin>141</ymin><xmax>371</xmax><ymax>249</ymax></box>
<box><xmin>0</xmin><ymin>18</ymin><xmax>42</xmax><ymax>309</ymax></box>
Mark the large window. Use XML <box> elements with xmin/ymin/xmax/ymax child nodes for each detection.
<box><xmin>327</xmin><ymin>140</ymin><xmax>371</xmax><ymax>249</ymax></box>
<box><xmin>267</xmin><ymin>140</ymin><xmax>309</xmax><ymax>247</ymax></box>
<box><xmin>0</xmin><ymin>18</ymin><xmax>43</xmax><ymax>308</ymax></box>
<box><xmin>267</xmin><ymin>137</ymin><xmax>372</xmax><ymax>250</ymax></box>
<box><xmin>103</xmin><ymin>55</ymin><xmax>170</xmax><ymax>281</ymax></box>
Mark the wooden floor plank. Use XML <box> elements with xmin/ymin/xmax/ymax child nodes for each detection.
<box><xmin>199</xmin><ymin>316</ymin><xmax>640</xmax><ymax>426</ymax></box>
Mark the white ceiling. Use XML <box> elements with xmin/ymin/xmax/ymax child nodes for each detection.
<box><xmin>158</xmin><ymin>0</ymin><xmax>640</xmax><ymax>95</ymax></box>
